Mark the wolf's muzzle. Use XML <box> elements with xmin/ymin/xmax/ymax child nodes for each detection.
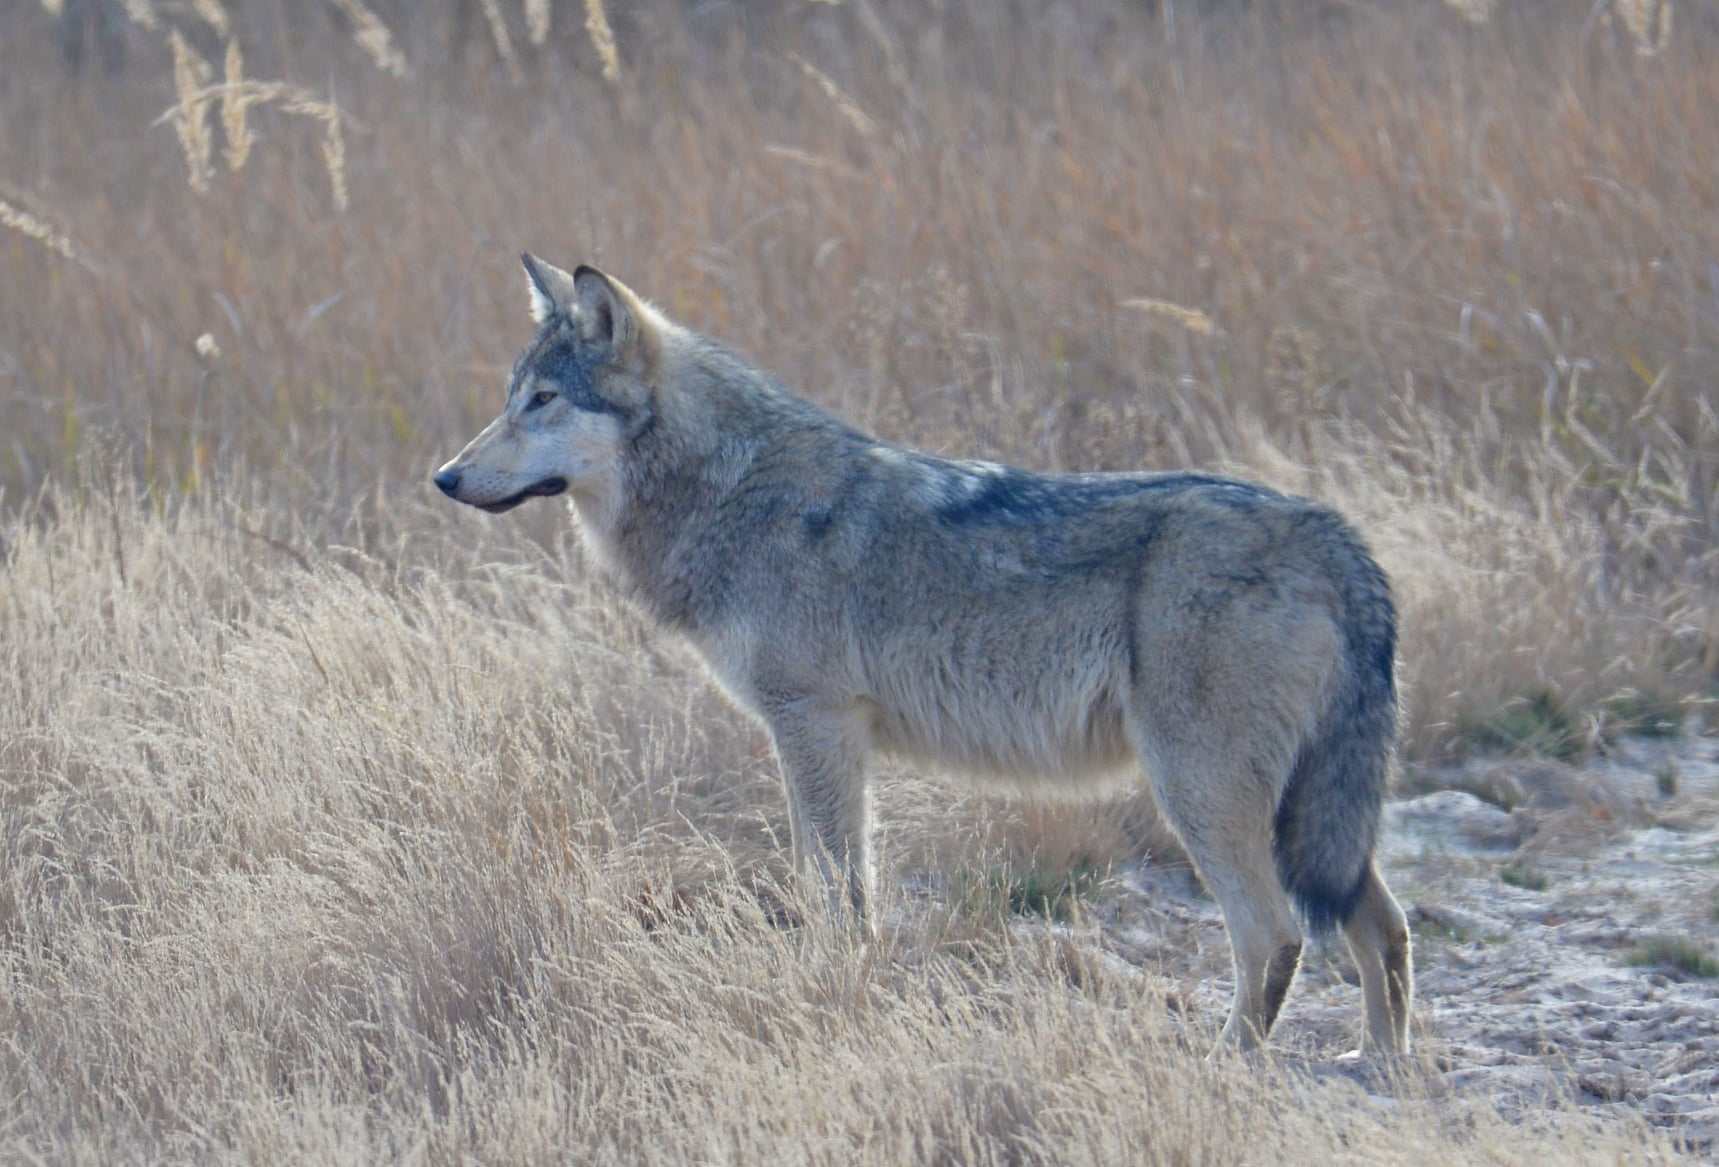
<box><xmin>432</xmin><ymin>469</ymin><xmax>567</xmax><ymax>512</ymax></box>
<box><xmin>477</xmin><ymin>477</ymin><xmax>568</xmax><ymax>513</ymax></box>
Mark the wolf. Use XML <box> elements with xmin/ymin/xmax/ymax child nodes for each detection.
<box><xmin>434</xmin><ymin>254</ymin><xmax>1414</xmax><ymax>1054</ymax></box>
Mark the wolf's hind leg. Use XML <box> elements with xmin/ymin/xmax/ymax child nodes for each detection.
<box><xmin>1342</xmin><ymin>860</ymin><xmax>1412</xmax><ymax>1053</ymax></box>
<box><xmin>1197</xmin><ymin>833</ymin><xmax>1304</xmax><ymax>1052</ymax></box>
<box><xmin>766</xmin><ymin>703</ymin><xmax>875</xmax><ymax>928</ymax></box>
<box><xmin>1138</xmin><ymin>737</ymin><xmax>1304</xmax><ymax>1051</ymax></box>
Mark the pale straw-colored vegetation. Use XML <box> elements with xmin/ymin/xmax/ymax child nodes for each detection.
<box><xmin>0</xmin><ymin>478</ymin><xmax>1684</xmax><ymax>1163</ymax></box>
<box><xmin>1</xmin><ymin>0</ymin><xmax>1713</xmax><ymax>1160</ymax></box>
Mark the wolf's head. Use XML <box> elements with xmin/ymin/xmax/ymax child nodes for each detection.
<box><xmin>434</xmin><ymin>254</ymin><xmax>660</xmax><ymax>515</ymax></box>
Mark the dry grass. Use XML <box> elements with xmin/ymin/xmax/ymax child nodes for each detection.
<box><xmin>1</xmin><ymin>0</ymin><xmax>1716</xmax><ymax>1159</ymax></box>
<box><xmin>5</xmin><ymin>0</ymin><xmax>1713</xmax><ymax>756</ymax></box>
<box><xmin>0</xmin><ymin>478</ymin><xmax>1682</xmax><ymax>1162</ymax></box>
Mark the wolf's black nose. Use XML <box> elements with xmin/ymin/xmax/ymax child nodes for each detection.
<box><xmin>433</xmin><ymin>469</ymin><xmax>461</xmax><ymax>497</ymax></box>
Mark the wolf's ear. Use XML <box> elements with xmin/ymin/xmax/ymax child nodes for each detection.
<box><xmin>521</xmin><ymin>252</ymin><xmax>577</xmax><ymax>323</ymax></box>
<box><xmin>571</xmin><ymin>265</ymin><xmax>641</xmax><ymax>364</ymax></box>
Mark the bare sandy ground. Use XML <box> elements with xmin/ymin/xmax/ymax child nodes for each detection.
<box><xmin>1068</xmin><ymin>736</ymin><xmax>1719</xmax><ymax>1153</ymax></box>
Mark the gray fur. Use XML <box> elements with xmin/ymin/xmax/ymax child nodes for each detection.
<box><xmin>435</xmin><ymin>256</ymin><xmax>1415</xmax><ymax>1054</ymax></box>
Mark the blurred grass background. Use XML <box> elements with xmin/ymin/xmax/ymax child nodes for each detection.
<box><xmin>5</xmin><ymin>0</ymin><xmax>1714</xmax><ymax>756</ymax></box>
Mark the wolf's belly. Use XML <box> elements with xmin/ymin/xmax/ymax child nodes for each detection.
<box><xmin>863</xmin><ymin>682</ymin><xmax>1140</xmax><ymax>796</ymax></box>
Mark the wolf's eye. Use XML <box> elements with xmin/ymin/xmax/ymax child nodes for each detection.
<box><xmin>532</xmin><ymin>389</ymin><xmax>556</xmax><ymax>407</ymax></box>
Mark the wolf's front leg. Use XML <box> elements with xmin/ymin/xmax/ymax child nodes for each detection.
<box><xmin>764</xmin><ymin>702</ymin><xmax>875</xmax><ymax>930</ymax></box>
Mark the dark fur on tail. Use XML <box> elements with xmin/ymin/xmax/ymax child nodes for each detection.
<box><xmin>1272</xmin><ymin>515</ymin><xmax>1398</xmax><ymax>939</ymax></box>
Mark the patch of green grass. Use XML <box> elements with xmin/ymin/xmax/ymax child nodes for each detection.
<box><xmin>1604</xmin><ymin>690</ymin><xmax>1684</xmax><ymax>739</ymax></box>
<box><xmin>1411</xmin><ymin>909</ymin><xmax>1516</xmax><ymax>947</ymax></box>
<box><xmin>953</xmin><ymin>860</ymin><xmax>1104</xmax><ymax>923</ymax></box>
<box><xmin>1499</xmin><ymin>862</ymin><xmax>1548</xmax><ymax>891</ymax></box>
<box><xmin>1411</xmin><ymin>917</ymin><xmax>1470</xmax><ymax>945</ymax></box>
<box><xmin>1626</xmin><ymin>935</ymin><xmax>1719</xmax><ymax>979</ymax></box>
<box><xmin>1457</xmin><ymin>690</ymin><xmax>1585</xmax><ymax>761</ymax></box>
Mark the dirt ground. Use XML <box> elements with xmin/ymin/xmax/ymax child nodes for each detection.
<box><xmin>1077</xmin><ymin>736</ymin><xmax>1719</xmax><ymax>1154</ymax></box>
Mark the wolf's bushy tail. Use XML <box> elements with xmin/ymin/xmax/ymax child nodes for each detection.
<box><xmin>1272</xmin><ymin>519</ymin><xmax>1398</xmax><ymax>939</ymax></box>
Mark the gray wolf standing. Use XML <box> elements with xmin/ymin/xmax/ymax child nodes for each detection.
<box><xmin>434</xmin><ymin>255</ymin><xmax>1414</xmax><ymax>1054</ymax></box>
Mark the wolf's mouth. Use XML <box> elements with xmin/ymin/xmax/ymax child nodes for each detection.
<box><xmin>478</xmin><ymin>477</ymin><xmax>568</xmax><ymax>513</ymax></box>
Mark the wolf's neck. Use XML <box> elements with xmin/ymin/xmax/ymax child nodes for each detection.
<box><xmin>600</xmin><ymin>420</ymin><xmax>761</xmax><ymax>632</ymax></box>
<box><xmin>592</xmin><ymin>351</ymin><xmax>850</xmax><ymax>631</ymax></box>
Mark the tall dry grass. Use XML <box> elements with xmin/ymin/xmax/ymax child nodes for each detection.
<box><xmin>4</xmin><ymin>0</ymin><xmax>1714</xmax><ymax>754</ymax></box>
<box><xmin>0</xmin><ymin>476</ymin><xmax>1684</xmax><ymax>1162</ymax></box>
<box><xmin>0</xmin><ymin>0</ymin><xmax>1715</xmax><ymax>1159</ymax></box>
